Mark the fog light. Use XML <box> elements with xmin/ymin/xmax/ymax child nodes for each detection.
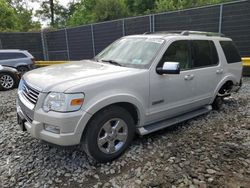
<box><xmin>44</xmin><ymin>124</ymin><xmax>60</xmax><ymax>134</ymax></box>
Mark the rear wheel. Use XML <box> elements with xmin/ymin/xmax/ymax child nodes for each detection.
<box><xmin>0</xmin><ymin>73</ymin><xmax>17</xmax><ymax>91</ymax></box>
<box><xmin>17</xmin><ymin>66</ymin><xmax>29</xmax><ymax>76</ymax></box>
<box><xmin>82</xmin><ymin>106</ymin><xmax>135</xmax><ymax>162</ymax></box>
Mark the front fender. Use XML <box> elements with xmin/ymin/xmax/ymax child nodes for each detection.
<box><xmin>74</xmin><ymin>94</ymin><xmax>146</xmax><ymax>143</ymax></box>
<box><xmin>84</xmin><ymin>94</ymin><xmax>145</xmax><ymax>126</ymax></box>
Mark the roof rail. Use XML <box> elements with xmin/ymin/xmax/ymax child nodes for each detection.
<box><xmin>144</xmin><ymin>30</ymin><xmax>225</xmax><ymax>37</ymax></box>
<box><xmin>181</xmin><ymin>30</ymin><xmax>225</xmax><ymax>37</ymax></box>
<box><xmin>143</xmin><ymin>30</ymin><xmax>184</xmax><ymax>35</ymax></box>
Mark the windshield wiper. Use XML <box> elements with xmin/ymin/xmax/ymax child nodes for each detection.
<box><xmin>101</xmin><ymin>59</ymin><xmax>123</xmax><ymax>67</ymax></box>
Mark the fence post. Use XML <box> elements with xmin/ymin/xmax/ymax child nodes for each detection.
<box><xmin>41</xmin><ymin>31</ymin><xmax>48</xmax><ymax>61</ymax></box>
<box><xmin>91</xmin><ymin>24</ymin><xmax>96</xmax><ymax>57</ymax></box>
<box><xmin>218</xmin><ymin>4</ymin><xmax>223</xmax><ymax>34</ymax></box>
<box><xmin>122</xmin><ymin>19</ymin><xmax>125</xmax><ymax>36</ymax></box>
<box><xmin>149</xmin><ymin>15</ymin><xmax>152</xmax><ymax>32</ymax></box>
<box><xmin>152</xmin><ymin>14</ymin><xmax>155</xmax><ymax>32</ymax></box>
<box><xmin>64</xmin><ymin>28</ymin><xmax>70</xmax><ymax>60</ymax></box>
<box><xmin>0</xmin><ymin>39</ymin><xmax>2</xmax><ymax>49</ymax></box>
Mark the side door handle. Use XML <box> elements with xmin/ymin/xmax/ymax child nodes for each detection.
<box><xmin>184</xmin><ymin>74</ymin><xmax>194</xmax><ymax>80</ymax></box>
<box><xmin>216</xmin><ymin>69</ymin><xmax>224</xmax><ymax>74</ymax></box>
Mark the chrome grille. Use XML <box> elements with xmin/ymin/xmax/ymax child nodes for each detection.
<box><xmin>22</xmin><ymin>82</ymin><xmax>40</xmax><ymax>105</ymax></box>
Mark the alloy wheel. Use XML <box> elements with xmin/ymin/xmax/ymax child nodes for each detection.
<box><xmin>0</xmin><ymin>74</ymin><xmax>14</xmax><ymax>89</ymax></box>
<box><xmin>97</xmin><ymin>118</ymin><xmax>128</xmax><ymax>154</ymax></box>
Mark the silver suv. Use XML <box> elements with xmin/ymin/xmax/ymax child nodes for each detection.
<box><xmin>0</xmin><ymin>49</ymin><xmax>35</xmax><ymax>74</ymax></box>
<box><xmin>16</xmin><ymin>31</ymin><xmax>242</xmax><ymax>162</ymax></box>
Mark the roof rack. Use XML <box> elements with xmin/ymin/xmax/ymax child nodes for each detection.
<box><xmin>144</xmin><ymin>30</ymin><xmax>225</xmax><ymax>37</ymax></box>
<box><xmin>143</xmin><ymin>30</ymin><xmax>183</xmax><ymax>35</ymax></box>
<box><xmin>181</xmin><ymin>30</ymin><xmax>225</xmax><ymax>37</ymax></box>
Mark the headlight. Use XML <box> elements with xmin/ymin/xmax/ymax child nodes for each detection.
<box><xmin>43</xmin><ymin>92</ymin><xmax>84</xmax><ymax>112</ymax></box>
<box><xmin>18</xmin><ymin>79</ymin><xmax>24</xmax><ymax>95</ymax></box>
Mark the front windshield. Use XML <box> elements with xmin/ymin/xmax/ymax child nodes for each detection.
<box><xmin>95</xmin><ymin>37</ymin><xmax>165</xmax><ymax>68</ymax></box>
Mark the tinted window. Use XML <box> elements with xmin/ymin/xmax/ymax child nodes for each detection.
<box><xmin>159</xmin><ymin>40</ymin><xmax>191</xmax><ymax>70</ymax></box>
<box><xmin>0</xmin><ymin>52</ymin><xmax>27</xmax><ymax>60</ymax></box>
<box><xmin>191</xmin><ymin>40</ymin><xmax>219</xmax><ymax>68</ymax></box>
<box><xmin>220</xmin><ymin>41</ymin><xmax>241</xmax><ymax>63</ymax></box>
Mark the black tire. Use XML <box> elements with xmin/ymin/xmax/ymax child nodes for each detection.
<box><xmin>0</xmin><ymin>73</ymin><xmax>17</xmax><ymax>91</ymax></box>
<box><xmin>212</xmin><ymin>96</ymin><xmax>223</xmax><ymax>110</ymax></box>
<box><xmin>17</xmin><ymin>66</ymin><xmax>29</xmax><ymax>75</ymax></box>
<box><xmin>82</xmin><ymin>106</ymin><xmax>135</xmax><ymax>163</ymax></box>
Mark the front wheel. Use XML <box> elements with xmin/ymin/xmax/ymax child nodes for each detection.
<box><xmin>212</xmin><ymin>96</ymin><xmax>223</xmax><ymax>110</ymax></box>
<box><xmin>0</xmin><ymin>73</ymin><xmax>17</xmax><ymax>91</ymax></box>
<box><xmin>82</xmin><ymin>106</ymin><xmax>135</xmax><ymax>162</ymax></box>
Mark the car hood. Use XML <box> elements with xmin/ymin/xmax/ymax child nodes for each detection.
<box><xmin>23</xmin><ymin>60</ymin><xmax>138</xmax><ymax>92</ymax></box>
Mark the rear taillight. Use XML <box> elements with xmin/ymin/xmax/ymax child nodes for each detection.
<box><xmin>31</xmin><ymin>58</ymin><xmax>35</xmax><ymax>64</ymax></box>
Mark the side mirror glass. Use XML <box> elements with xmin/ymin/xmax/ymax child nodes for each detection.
<box><xmin>156</xmin><ymin>62</ymin><xmax>180</xmax><ymax>75</ymax></box>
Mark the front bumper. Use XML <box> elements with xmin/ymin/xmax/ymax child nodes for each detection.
<box><xmin>16</xmin><ymin>97</ymin><xmax>92</xmax><ymax>146</ymax></box>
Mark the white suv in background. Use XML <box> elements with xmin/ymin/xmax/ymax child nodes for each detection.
<box><xmin>0</xmin><ymin>49</ymin><xmax>35</xmax><ymax>74</ymax></box>
<box><xmin>17</xmin><ymin>31</ymin><xmax>242</xmax><ymax>162</ymax></box>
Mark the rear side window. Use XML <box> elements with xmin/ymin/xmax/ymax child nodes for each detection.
<box><xmin>0</xmin><ymin>52</ymin><xmax>27</xmax><ymax>60</ymax></box>
<box><xmin>220</xmin><ymin>41</ymin><xmax>241</xmax><ymax>63</ymax></box>
<box><xmin>191</xmin><ymin>40</ymin><xmax>219</xmax><ymax>68</ymax></box>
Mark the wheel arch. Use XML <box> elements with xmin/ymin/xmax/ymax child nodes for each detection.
<box><xmin>16</xmin><ymin>63</ymin><xmax>29</xmax><ymax>68</ymax></box>
<box><xmin>84</xmin><ymin>95</ymin><xmax>145</xmax><ymax>125</ymax></box>
<box><xmin>75</xmin><ymin>95</ymin><xmax>145</xmax><ymax>143</ymax></box>
<box><xmin>210</xmin><ymin>75</ymin><xmax>237</xmax><ymax>103</ymax></box>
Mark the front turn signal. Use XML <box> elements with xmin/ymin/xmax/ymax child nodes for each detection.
<box><xmin>70</xmin><ymin>98</ymin><xmax>84</xmax><ymax>106</ymax></box>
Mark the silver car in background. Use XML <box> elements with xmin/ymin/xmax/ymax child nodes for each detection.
<box><xmin>0</xmin><ymin>49</ymin><xmax>35</xmax><ymax>75</ymax></box>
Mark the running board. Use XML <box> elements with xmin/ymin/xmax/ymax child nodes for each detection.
<box><xmin>137</xmin><ymin>105</ymin><xmax>212</xmax><ymax>135</ymax></box>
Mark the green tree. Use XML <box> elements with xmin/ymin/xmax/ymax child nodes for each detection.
<box><xmin>0</xmin><ymin>0</ymin><xmax>19</xmax><ymax>32</ymax></box>
<box><xmin>64</xmin><ymin>0</ymin><xmax>233</xmax><ymax>28</ymax></box>
<box><xmin>155</xmin><ymin>0</ymin><xmax>230</xmax><ymax>12</ymax></box>
<box><xmin>66</xmin><ymin>0</ymin><xmax>97</xmax><ymax>26</ymax></box>
<box><xmin>126</xmin><ymin>0</ymin><xmax>156</xmax><ymax>15</ymax></box>
<box><xmin>6</xmin><ymin>0</ymin><xmax>41</xmax><ymax>31</ymax></box>
<box><xmin>36</xmin><ymin>0</ymin><xmax>68</xmax><ymax>28</ymax></box>
<box><xmin>93</xmin><ymin>0</ymin><xmax>129</xmax><ymax>21</ymax></box>
<box><xmin>67</xmin><ymin>0</ymin><xmax>128</xmax><ymax>26</ymax></box>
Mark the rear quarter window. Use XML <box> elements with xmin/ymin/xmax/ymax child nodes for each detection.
<box><xmin>0</xmin><ymin>52</ymin><xmax>27</xmax><ymax>60</ymax></box>
<box><xmin>220</xmin><ymin>41</ymin><xmax>241</xmax><ymax>63</ymax></box>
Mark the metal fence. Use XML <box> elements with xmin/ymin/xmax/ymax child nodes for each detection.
<box><xmin>0</xmin><ymin>0</ymin><xmax>249</xmax><ymax>60</ymax></box>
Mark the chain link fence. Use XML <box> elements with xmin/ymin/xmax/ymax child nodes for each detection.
<box><xmin>0</xmin><ymin>0</ymin><xmax>249</xmax><ymax>60</ymax></box>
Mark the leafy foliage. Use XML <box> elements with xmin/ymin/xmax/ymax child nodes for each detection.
<box><xmin>93</xmin><ymin>0</ymin><xmax>129</xmax><ymax>22</ymax></box>
<box><xmin>67</xmin><ymin>0</ymin><xmax>128</xmax><ymax>26</ymax></box>
<box><xmin>0</xmin><ymin>0</ymin><xmax>19</xmax><ymax>32</ymax></box>
<box><xmin>127</xmin><ymin>0</ymin><xmax>156</xmax><ymax>15</ymax></box>
<box><xmin>0</xmin><ymin>0</ymin><xmax>232</xmax><ymax>31</ymax></box>
<box><xmin>155</xmin><ymin>0</ymin><xmax>230</xmax><ymax>12</ymax></box>
<box><xmin>66</xmin><ymin>0</ymin><xmax>97</xmax><ymax>26</ymax></box>
<box><xmin>0</xmin><ymin>0</ymin><xmax>40</xmax><ymax>32</ymax></box>
<box><xmin>36</xmin><ymin>0</ymin><xmax>68</xmax><ymax>28</ymax></box>
<box><xmin>66</xmin><ymin>0</ymin><xmax>231</xmax><ymax>27</ymax></box>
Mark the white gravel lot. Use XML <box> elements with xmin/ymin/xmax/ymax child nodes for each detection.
<box><xmin>0</xmin><ymin>78</ymin><xmax>250</xmax><ymax>188</ymax></box>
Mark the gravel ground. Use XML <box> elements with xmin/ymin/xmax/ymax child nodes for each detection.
<box><xmin>0</xmin><ymin>78</ymin><xmax>250</xmax><ymax>188</ymax></box>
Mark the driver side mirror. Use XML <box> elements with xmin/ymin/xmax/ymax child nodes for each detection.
<box><xmin>156</xmin><ymin>62</ymin><xmax>180</xmax><ymax>75</ymax></box>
